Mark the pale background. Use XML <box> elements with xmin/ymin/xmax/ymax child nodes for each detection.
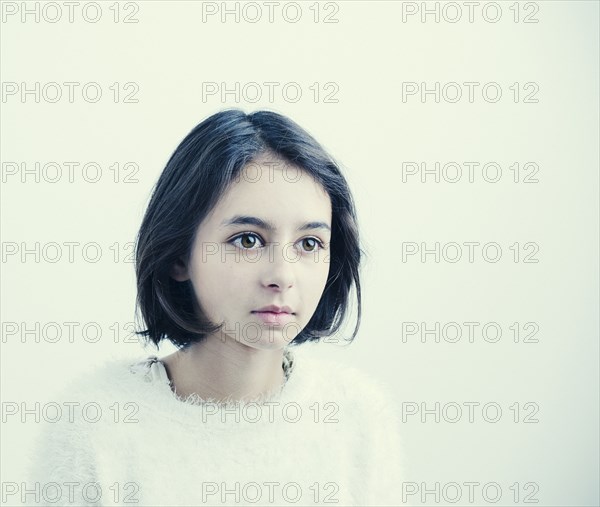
<box><xmin>1</xmin><ymin>1</ymin><xmax>598</xmax><ymax>506</ymax></box>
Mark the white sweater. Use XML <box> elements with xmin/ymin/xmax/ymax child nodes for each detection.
<box><xmin>25</xmin><ymin>345</ymin><xmax>407</xmax><ymax>506</ymax></box>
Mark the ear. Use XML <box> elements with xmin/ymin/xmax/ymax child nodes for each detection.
<box><xmin>170</xmin><ymin>257</ymin><xmax>190</xmax><ymax>282</ymax></box>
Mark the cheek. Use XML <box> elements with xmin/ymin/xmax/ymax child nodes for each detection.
<box><xmin>190</xmin><ymin>252</ymin><xmax>253</xmax><ymax>311</ymax></box>
<box><xmin>188</xmin><ymin>255</ymin><xmax>224</xmax><ymax>312</ymax></box>
<box><xmin>302</xmin><ymin>258</ymin><xmax>331</xmax><ymax>303</ymax></box>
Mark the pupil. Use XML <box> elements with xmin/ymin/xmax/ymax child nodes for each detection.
<box><xmin>242</xmin><ymin>235</ymin><xmax>254</xmax><ymax>248</ymax></box>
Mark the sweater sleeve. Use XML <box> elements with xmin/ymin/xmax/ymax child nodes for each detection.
<box><xmin>25</xmin><ymin>411</ymin><xmax>101</xmax><ymax>506</ymax></box>
<box><xmin>361</xmin><ymin>381</ymin><xmax>408</xmax><ymax>507</ymax></box>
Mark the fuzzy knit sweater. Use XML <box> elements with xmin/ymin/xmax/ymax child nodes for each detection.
<box><xmin>25</xmin><ymin>345</ymin><xmax>407</xmax><ymax>507</ymax></box>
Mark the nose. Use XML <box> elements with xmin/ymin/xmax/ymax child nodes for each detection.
<box><xmin>261</xmin><ymin>241</ymin><xmax>295</xmax><ymax>290</ymax></box>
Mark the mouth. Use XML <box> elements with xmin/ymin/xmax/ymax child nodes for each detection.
<box><xmin>252</xmin><ymin>305</ymin><xmax>294</xmax><ymax>314</ymax></box>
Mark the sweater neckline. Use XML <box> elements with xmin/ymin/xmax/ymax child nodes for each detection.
<box><xmin>137</xmin><ymin>347</ymin><xmax>299</xmax><ymax>409</ymax></box>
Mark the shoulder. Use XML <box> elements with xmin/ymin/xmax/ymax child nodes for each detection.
<box><xmin>288</xmin><ymin>344</ymin><xmax>399</xmax><ymax>411</ymax></box>
<box><xmin>26</xmin><ymin>353</ymin><xmax>164</xmax><ymax>469</ymax></box>
<box><xmin>46</xmin><ymin>352</ymin><xmax>165</xmax><ymax>410</ymax></box>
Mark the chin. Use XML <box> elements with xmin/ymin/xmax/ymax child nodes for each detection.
<box><xmin>248</xmin><ymin>335</ymin><xmax>290</xmax><ymax>350</ymax></box>
<box><xmin>240</xmin><ymin>328</ymin><xmax>296</xmax><ymax>350</ymax></box>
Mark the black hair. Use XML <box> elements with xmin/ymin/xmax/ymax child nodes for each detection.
<box><xmin>134</xmin><ymin>108</ymin><xmax>363</xmax><ymax>350</ymax></box>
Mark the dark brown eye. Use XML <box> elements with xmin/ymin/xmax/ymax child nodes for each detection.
<box><xmin>231</xmin><ymin>233</ymin><xmax>324</xmax><ymax>253</ymax></box>
<box><xmin>303</xmin><ymin>238</ymin><xmax>317</xmax><ymax>252</ymax></box>
<box><xmin>232</xmin><ymin>233</ymin><xmax>262</xmax><ymax>250</ymax></box>
<box><xmin>240</xmin><ymin>234</ymin><xmax>257</xmax><ymax>249</ymax></box>
<box><xmin>302</xmin><ymin>238</ymin><xmax>321</xmax><ymax>252</ymax></box>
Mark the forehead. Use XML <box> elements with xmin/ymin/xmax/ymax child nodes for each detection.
<box><xmin>208</xmin><ymin>155</ymin><xmax>332</xmax><ymax>223</ymax></box>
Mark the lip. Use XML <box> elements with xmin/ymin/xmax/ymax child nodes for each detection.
<box><xmin>252</xmin><ymin>305</ymin><xmax>294</xmax><ymax>314</ymax></box>
<box><xmin>251</xmin><ymin>305</ymin><xmax>295</xmax><ymax>326</ymax></box>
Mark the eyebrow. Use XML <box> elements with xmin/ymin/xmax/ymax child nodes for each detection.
<box><xmin>221</xmin><ymin>215</ymin><xmax>331</xmax><ymax>233</ymax></box>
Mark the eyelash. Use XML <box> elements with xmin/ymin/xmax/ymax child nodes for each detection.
<box><xmin>229</xmin><ymin>232</ymin><xmax>326</xmax><ymax>253</ymax></box>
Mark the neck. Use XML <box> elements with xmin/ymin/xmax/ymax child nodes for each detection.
<box><xmin>161</xmin><ymin>334</ymin><xmax>287</xmax><ymax>403</ymax></box>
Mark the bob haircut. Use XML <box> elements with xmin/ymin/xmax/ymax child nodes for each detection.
<box><xmin>134</xmin><ymin>108</ymin><xmax>363</xmax><ymax>350</ymax></box>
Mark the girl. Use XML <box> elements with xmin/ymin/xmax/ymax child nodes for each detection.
<box><xmin>27</xmin><ymin>109</ymin><xmax>406</xmax><ymax>506</ymax></box>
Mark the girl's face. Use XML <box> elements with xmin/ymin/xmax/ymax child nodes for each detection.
<box><xmin>172</xmin><ymin>153</ymin><xmax>332</xmax><ymax>350</ymax></box>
